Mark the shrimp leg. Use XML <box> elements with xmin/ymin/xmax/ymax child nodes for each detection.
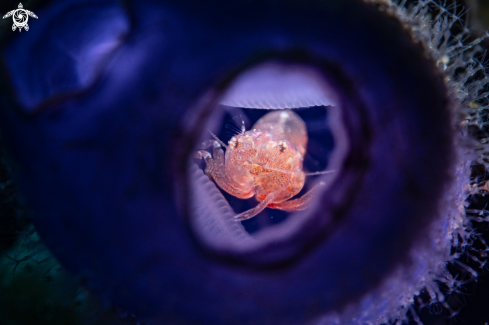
<box><xmin>267</xmin><ymin>182</ymin><xmax>324</xmax><ymax>212</ymax></box>
<box><xmin>195</xmin><ymin>142</ymin><xmax>254</xmax><ymax>199</ymax></box>
<box><xmin>234</xmin><ymin>193</ymin><xmax>276</xmax><ymax>221</ymax></box>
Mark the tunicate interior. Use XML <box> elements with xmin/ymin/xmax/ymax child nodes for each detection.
<box><xmin>188</xmin><ymin>61</ymin><xmax>348</xmax><ymax>255</ymax></box>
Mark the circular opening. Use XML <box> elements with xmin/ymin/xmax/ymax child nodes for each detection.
<box><xmin>185</xmin><ymin>61</ymin><xmax>349</xmax><ymax>263</ymax></box>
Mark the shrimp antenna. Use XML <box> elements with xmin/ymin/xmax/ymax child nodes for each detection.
<box><xmin>231</xmin><ymin>114</ymin><xmax>246</xmax><ymax>134</ymax></box>
<box><xmin>209</xmin><ymin>131</ymin><xmax>228</xmax><ymax>149</ymax></box>
<box><xmin>225</xmin><ymin>124</ymin><xmax>242</xmax><ymax>136</ymax></box>
<box><xmin>304</xmin><ymin>170</ymin><xmax>335</xmax><ymax>177</ymax></box>
<box><xmin>262</xmin><ymin>167</ymin><xmax>335</xmax><ymax>177</ymax></box>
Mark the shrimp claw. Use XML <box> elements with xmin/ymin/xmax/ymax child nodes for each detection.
<box><xmin>234</xmin><ymin>193</ymin><xmax>276</xmax><ymax>221</ymax></box>
<box><xmin>267</xmin><ymin>182</ymin><xmax>325</xmax><ymax>212</ymax></box>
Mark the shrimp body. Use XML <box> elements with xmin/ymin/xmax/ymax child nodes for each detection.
<box><xmin>196</xmin><ymin>110</ymin><xmax>319</xmax><ymax>221</ymax></box>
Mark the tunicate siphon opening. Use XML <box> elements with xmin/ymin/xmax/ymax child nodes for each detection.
<box><xmin>186</xmin><ymin>61</ymin><xmax>349</xmax><ymax>261</ymax></box>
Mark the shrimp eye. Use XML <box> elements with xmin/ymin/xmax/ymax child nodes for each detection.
<box><xmin>229</xmin><ymin>138</ymin><xmax>238</xmax><ymax>149</ymax></box>
<box><xmin>278</xmin><ymin>141</ymin><xmax>287</xmax><ymax>152</ymax></box>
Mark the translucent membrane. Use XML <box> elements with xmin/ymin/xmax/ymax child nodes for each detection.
<box><xmin>219</xmin><ymin>62</ymin><xmax>337</xmax><ymax>109</ymax></box>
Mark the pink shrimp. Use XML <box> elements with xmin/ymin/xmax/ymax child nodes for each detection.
<box><xmin>195</xmin><ymin>110</ymin><xmax>323</xmax><ymax>221</ymax></box>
